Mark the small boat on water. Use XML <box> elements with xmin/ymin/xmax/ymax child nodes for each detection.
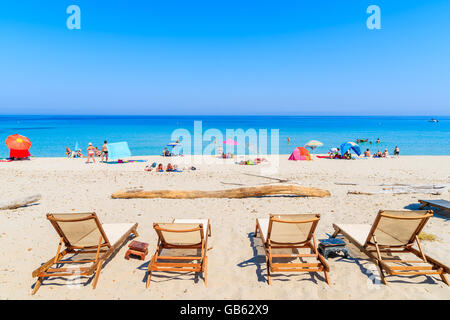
<box><xmin>428</xmin><ymin>118</ymin><xmax>439</xmax><ymax>123</ymax></box>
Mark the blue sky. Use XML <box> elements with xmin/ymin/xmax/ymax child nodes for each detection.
<box><xmin>0</xmin><ymin>0</ymin><xmax>449</xmax><ymax>115</ymax></box>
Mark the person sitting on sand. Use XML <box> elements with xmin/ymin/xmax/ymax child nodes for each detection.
<box><xmin>382</xmin><ymin>149</ymin><xmax>389</xmax><ymax>157</ymax></box>
<box><xmin>343</xmin><ymin>151</ymin><xmax>351</xmax><ymax>160</ymax></box>
<box><xmin>166</xmin><ymin>163</ymin><xmax>174</xmax><ymax>172</ymax></box>
<box><xmin>144</xmin><ymin>165</ymin><xmax>153</xmax><ymax>172</ymax></box>
<box><xmin>394</xmin><ymin>146</ymin><xmax>400</xmax><ymax>156</ymax></box>
<box><xmin>157</xmin><ymin>163</ymin><xmax>164</xmax><ymax>172</ymax></box>
<box><xmin>71</xmin><ymin>149</ymin><xmax>82</xmax><ymax>158</ymax></box>
<box><xmin>86</xmin><ymin>143</ymin><xmax>96</xmax><ymax>164</ymax></box>
<box><xmin>373</xmin><ymin>150</ymin><xmax>382</xmax><ymax>158</ymax></box>
<box><xmin>65</xmin><ymin>147</ymin><xmax>71</xmax><ymax>158</ymax></box>
<box><xmin>173</xmin><ymin>164</ymin><xmax>182</xmax><ymax>172</ymax></box>
<box><xmin>364</xmin><ymin>149</ymin><xmax>371</xmax><ymax>157</ymax></box>
<box><xmin>162</xmin><ymin>148</ymin><xmax>172</xmax><ymax>157</ymax></box>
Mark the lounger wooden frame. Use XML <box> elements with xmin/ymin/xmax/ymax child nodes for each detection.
<box><xmin>332</xmin><ymin>210</ymin><xmax>449</xmax><ymax>285</ymax></box>
<box><xmin>254</xmin><ymin>214</ymin><xmax>330</xmax><ymax>285</ymax></box>
<box><xmin>31</xmin><ymin>212</ymin><xmax>139</xmax><ymax>295</ymax></box>
<box><xmin>146</xmin><ymin>219</ymin><xmax>211</xmax><ymax>287</ymax></box>
<box><xmin>418</xmin><ymin>199</ymin><xmax>450</xmax><ymax>212</ymax></box>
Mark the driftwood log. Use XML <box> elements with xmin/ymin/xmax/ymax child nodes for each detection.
<box><xmin>112</xmin><ymin>184</ymin><xmax>330</xmax><ymax>199</ymax></box>
<box><xmin>0</xmin><ymin>194</ymin><xmax>41</xmax><ymax>210</ymax></box>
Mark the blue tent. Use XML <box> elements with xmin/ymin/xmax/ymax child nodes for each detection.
<box><xmin>108</xmin><ymin>142</ymin><xmax>131</xmax><ymax>160</ymax></box>
<box><xmin>340</xmin><ymin>142</ymin><xmax>361</xmax><ymax>156</ymax></box>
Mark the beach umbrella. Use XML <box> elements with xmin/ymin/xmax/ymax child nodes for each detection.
<box><xmin>5</xmin><ymin>134</ymin><xmax>31</xmax><ymax>150</ymax></box>
<box><xmin>340</xmin><ymin>141</ymin><xmax>361</xmax><ymax>156</ymax></box>
<box><xmin>108</xmin><ymin>141</ymin><xmax>132</xmax><ymax>160</ymax></box>
<box><xmin>167</xmin><ymin>142</ymin><xmax>179</xmax><ymax>147</ymax></box>
<box><xmin>223</xmin><ymin>139</ymin><xmax>238</xmax><ymax>146</ymax></box>
<box><xmin>305</xmin><ymin>140</ymin><xmax>323</xmax><ymax>152</ymax></box>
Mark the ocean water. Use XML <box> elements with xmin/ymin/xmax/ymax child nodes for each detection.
<box><xmin>0</xmin><ymin>115</ymin><xmax>449</xmax><ymax>157</ymax></box>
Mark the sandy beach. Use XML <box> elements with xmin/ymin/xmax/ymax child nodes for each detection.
<box><xmin>0</xmin><ymin>155</ymin><xmax>449</xmax><ymax>300</ymax></box>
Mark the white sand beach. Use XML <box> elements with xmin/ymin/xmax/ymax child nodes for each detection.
<box><xmin>0</xmin><ymin>155</ymin><xmax>449</xmax><ymax>300</ymax></box>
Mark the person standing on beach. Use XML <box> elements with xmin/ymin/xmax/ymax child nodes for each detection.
<box><xmin>101</xmin><ymin>140</ymin><xmax>109</xmax><ymax>162</ymax></box>
<box><xmin>394</xmin><ymin>146</ymin><xmax>400</xmax><ymax>156</ymax></box>
<box><xmin>86</xmin><ymin>142</ymin><xmax>96</xmax><ymax>163</ymax></box>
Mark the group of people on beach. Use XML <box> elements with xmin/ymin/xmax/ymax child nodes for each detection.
<box><xmin>145</xmin><ymin>162</ymin><xmax>183</xmax><ymax>172</ymax></box>
<box><xmin>65</xmin><ymin>141</ymin><xmax>109</xmax><ymax>163</ymax></box>
<box><xmin>330</xmin><ymin>145</ymin><xmax>400</xmax><ymax>159</ymax></box>
<box><xmin>364</xmin><ymin>146</ymin><xmax>400</xmax><ymax>158</ymax></box>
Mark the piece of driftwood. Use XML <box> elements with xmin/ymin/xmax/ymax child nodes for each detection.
<box><xmin>0</xmin><ymin>194</ymin><xmax>41</xmax><ymax>210</ymax></box>
<box><xmin>112</xmin><ymin>184</ymin><xmax>330</xmax><ymax>199</ymax></box>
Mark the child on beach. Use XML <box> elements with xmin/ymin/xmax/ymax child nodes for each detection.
<box><xmin>166</xmin><ymin>163</ymin><xmax>174</xmax><ymax>172</ymax></box>
<box><xmin>157</xmin><ymin>163</ymin><xmax>164</xmax><ymax>172</ymax></box>
<box><xmin>86</xmin><ymin>143</ymin><xmax>96</xmax><ymax>163</ymax></box>
<box><xmin>364</xmin><ymin>149</ymin><xmax>371</xmax><ymax>157</ymax></box>
<box><xmin>382</xmin><ymin>149</ymin><xmax>389</xmax><ymax>157</ymax></box>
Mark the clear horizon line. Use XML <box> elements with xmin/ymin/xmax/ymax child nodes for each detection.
<box><xmin>0</xmin><ymin>114</ymin><xmax>449</xmax><ymax>117</ymax></box>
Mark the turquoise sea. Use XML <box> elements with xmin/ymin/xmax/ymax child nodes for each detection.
<box><xmin>0</xmin><ymin>116</ymin><xmax>449</xmax><ymax>157</ymax></box>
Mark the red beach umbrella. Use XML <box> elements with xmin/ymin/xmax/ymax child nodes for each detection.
<box><xmin>5</xmin><ymin>134</ymin><xmax>32</xmax><ymax>150</ymax></box>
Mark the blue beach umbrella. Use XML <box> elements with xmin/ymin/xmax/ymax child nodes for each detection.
<box><xmin>108</xmin><ymin>141</ymin><xmax>132</xmax><ymax>160</ymax></box>
<box><xmin>167</xmin><ymin>142</ymin><xmax>179</xmax><ymax>147</ymax></box>
<box><xmin>340</xmin><ymin>141</ymin><xmax>361</xmax><ymax>156</ymax></box>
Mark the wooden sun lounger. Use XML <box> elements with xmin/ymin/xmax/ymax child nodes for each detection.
<box><xmin>147</xmin><ymin>219</ymin><xmax>211</xmax><ymax>287</ymax></box>
<box><xmin>419</xmin><ymin>199</ymin><xmax>450</xmax><ymax>212</ymax></box>
<box><xmin>31</xmin><ymin>212</ymin><xmax>138</xmax><ymax>295</ymax></box>
<box><xmin>254</xmin><ymin>214</ymin><xmax>330</xmax><ymax>285</ymax></box>
<box><xmin>332</xmin><ymin>210</ymin><xmax>449</xmax><ymax>285</ymax></box>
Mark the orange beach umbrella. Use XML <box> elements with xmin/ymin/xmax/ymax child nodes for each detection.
<box><xmin>5</xmin><ymin>134</ymin><xmax>32</xmax><ymax>150</ymax></box>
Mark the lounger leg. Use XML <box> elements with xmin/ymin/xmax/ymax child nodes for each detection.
<box><xmin>146</xmin><ymin>257</ymin><xmax>154</xmax><ymax>288</ymax></box>
<box><xmin>376</xmin><ymin>261</ymin><xmax>388</xmax><ymax>285</ymax></box>
<box><xmin>203</xmin><ymin>256</ymin><xmax>208</xmax><ymax>287</ymax></box>
<box><xmin>265</xmin><ymin>256</ymin><xmax>271</xmax><ymax>285</ymax></box>
<box><xmin>133</xmin><ymin>226</ymin><xmax>139</xmax><ymax>237</ymax></box>
<box><xmin>323</xmin><ymin>270</ymin><xmax>330</xmax><ymax>285</ymax></box>
<box><xmin>418</xmin><ymin>202</ymin><xmax>427</xmax><ymax>210</ymax></box>
<box><xmin>254</xmin><ymin>223</ymin><xmax>258</xmax><ymax>237</ymax></box>
<box><xmin>31</xmin><ymin>277</ymin><xmax>44</xmax><ymax>295</ymax></box>
<box><xmin>92</xmin><ymin>260</ymin><xmax>103</xmax><ymax>289</ymax></box>
<box><xmin>440</xmin><ymin>272</ymin><xmax>449</xmax><ymax>286</ymax></box>
<box><xmin>331</xmin><ymin>228</ymin><xmax>340</xmax><ymax>238</ymax></box>
<box><xmin>146</xmin><ymin>270</ymin><xmax>152</xmax><ymax>288</ymax></box>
